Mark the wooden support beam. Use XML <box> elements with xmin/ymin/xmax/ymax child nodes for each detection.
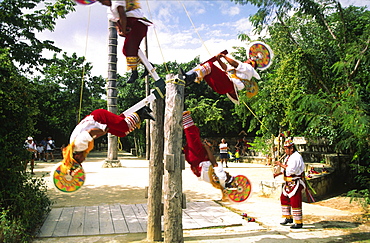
<box><xmin>146</xmin><ymin>96</ymin><xmax>165</xmax><ymax>242</ymax></box>
<box><xmin>163</xmin><ymin>75</ymin><xmax>185</xmax><ymax>243</ymax></box>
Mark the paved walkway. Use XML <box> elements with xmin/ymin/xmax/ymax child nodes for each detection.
<box><xmin>33</xmin><ymin>152</ymin><xmax>369</xmax><ymax>242</ymax></box>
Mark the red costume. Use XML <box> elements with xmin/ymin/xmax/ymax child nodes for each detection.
<box><xmin>279</xmin><ymin>140</ymin><xmax>306</xmax><ymax>228</ymax></box>
<box><xmin>69</xmin><ymin>109</ymin><xmax>140</xmax><ymax>152</ymax></box>
<box><xmin>182</xmin><ymin>112</ymin><xmax>208</xmax><ymax>177</ymax></box>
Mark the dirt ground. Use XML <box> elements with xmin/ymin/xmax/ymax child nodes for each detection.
<box><xmin>33</xmin><ymin>151</ymin><xmax>370</xmax><ymax>242</ymax></box>
<box><xmin>310</xmin><ymin>196</ymin><xmax>369</xmax><ymax>225</ymax></box>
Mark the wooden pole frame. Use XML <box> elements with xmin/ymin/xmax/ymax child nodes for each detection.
<box><xmin>147</xmin><ymin>97</ymin><xmax>165</xmax><ymax>241</ymax></box>
<box><xmin>163</xmin><ymin>76</ymin><xmax>185</xmax><ymax>243</ymax></box>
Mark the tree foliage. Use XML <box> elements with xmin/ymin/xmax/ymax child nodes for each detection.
<box><xmin>0</xmin><ymin>0</ymin><xmax>77</xmax><ymax>241</ymax></box>
<box><xmin>232</xmin><ymin>0</ymin><xmax>370</xmax><ymax>196</ymax></box>
<box><xmin>0</xmin><ymin>48</ymin><xmax>53</xmax><ymax>242</ymax></box>
<box><xmin>0</xmin><ymin>0</ymin><xmax>75</xmax><ymax>71</ymax></box>
<box><xmin>34</xmin><ymin>52</ymin><xmax>106</xmax><ymax>143</ymax></box>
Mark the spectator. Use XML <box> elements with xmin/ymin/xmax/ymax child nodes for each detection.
<box><xmin>235</xmin><ymin>149</ymin><xmax>240</xmax><ymax>163</ymax></box>
<box><xmin>24</xmin><ymin>137</ymin><xmax>37</xmax><ymax>174</ymax></box>
<box><xmin>40</xmin><ymin>137</ymin><xmax>47</xmax><ymax>162</ymax></box>
<box><xmin>219</xmin><ymin>138</ymin><xmax>229</xmax><ymax>168</ymax></box>
<box><xmin>241</xmin><ymin>137</ymin><xmax>251</xmax><ymax>156</ymax></box>
<box><xmin>36</xmin><ymin>142</ymin><xmax>45</xmax><ymax>161</ymax></box>
<box><xmin>45</xmin><ymin>136</ymin><xmax>55</xmax><ymax>162</ymax></box>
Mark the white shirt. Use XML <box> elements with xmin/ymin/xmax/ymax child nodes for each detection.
<box><xmin>69</xmin><ymin>115</ymin><xmax>107</xmax><ymax>144</ymax></box>
<box><xmin>199</xmin><ymin>161</ymin><xmax>227</xmax><ymax>188</ymax></box>
<box><xmin>219</xmin><ymin>143</ymin><xmax>228</xmax><ymax>154</ymax></box>
<box><xmin>284</xmin><ymin>151</ymin><xmax>305</xmax><ymax>176</ymax></box>
<box><xmin>25</xmin><ymin>141</ymin><xmax>37</xmax><ymax>151</ymax></box>
<box><xmin>228</xmin><ymin>62</ymin><xmax>261</xmax><ymax>90</ymax></box>
<box><xmin>107</xmin><ymin>0</ymin><xmax>146</xmax><ymax>22</ymax></box>
<box><xmin>36</xmin><ymin>145</ymin><xmax>44</xmax><ymax>153</ymax></box>
<box><xmin>69</xmin><ymin>115</ymin><xmax>106</xmax><ymax>152</ymax></box>
<box><xmin>46</xmin><ymin>140</ymin><xmax>55</xmax><ymax>150</ymax></box>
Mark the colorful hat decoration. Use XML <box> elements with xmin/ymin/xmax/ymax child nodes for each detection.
<box><xmin>284</xmin><ymin>139</ymin><xmax>294</xmax><ymax>147</ymax></box>
<box><xmin>74</xmin><ymin>0</ymin><xmax>96</xmax><ymax>5</ymax></box>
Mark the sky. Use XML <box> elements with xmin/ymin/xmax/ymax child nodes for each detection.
<box><xmin>36</xmin><ymin>0</ymin><xmax>369</xmax><ymax>78</ymax></box>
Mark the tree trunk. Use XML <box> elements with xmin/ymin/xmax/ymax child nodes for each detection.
<box><xmin>105</xmin><ymin>20</ymin><xmax>120</xmax><ymax>167</ymax></box>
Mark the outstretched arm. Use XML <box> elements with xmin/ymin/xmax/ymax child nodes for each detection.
<box><xmin>216</xmin><ymin>53</ymin><xmax>228</xmax><ymax>71</ymax></box>
<box><xmin>216</xmin><ymin>52</ymin><xmax>239</xmax><ymax>71</ymax></box>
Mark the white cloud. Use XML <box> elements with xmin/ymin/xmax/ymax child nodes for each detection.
<box><xmin>220</xmin><ymin>3</ymin><xmax>240</xmax><ymax>16</ymax></box>
<box><xmin>338</xmin><ymin>0</ymin><xmax>370</xmax><ymax>7</ymax></box>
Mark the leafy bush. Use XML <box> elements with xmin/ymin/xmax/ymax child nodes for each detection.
<box><xmin>0</xmin><ymin>49</ymin><xmax>52</xmax><ymax>242</ymax></box>
<box><xmin>0</xmin><ymin>175</ymin><xmax>51</xmax><ymax>243</ymax></box>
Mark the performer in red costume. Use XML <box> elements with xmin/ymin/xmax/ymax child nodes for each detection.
<box><xmin>64</xmin><ymin>106</ymin><xmax>154</xmax><ymax>166</ymax></box>
<box><xmin>183</xmin><ymin>52</ymin><xmax>260</xmax><ymax>104</ymax></box>
<box><xmin>96</xmin><ymin>0</ymin><xmax>152</xmax><ymax>83</ymax></box>
<box><xmin>182</xmin><ymin>111</ymin><xmax>234</xmax><ymax>201</ymax></box>
<box><xmin>274</xmin><ymin>139</ymin><xmax>306</xmax><ymax>229</ymax></box>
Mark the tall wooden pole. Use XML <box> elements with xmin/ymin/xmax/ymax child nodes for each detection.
<box><xmin>163</xmin><ymin>77</ymin><xmax>184</xmax><ymax>243</ymax></box>
<box><xmin>147</xmin><ymin>97</ymin><xmax>165</xmax><ymax>241</ymax></box>
<box><xmin>105</xmin><ymin>20</ymin><xmax>120</xmax><ymax>166</ymax></box>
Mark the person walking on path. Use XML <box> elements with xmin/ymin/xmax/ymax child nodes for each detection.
<box><xmin>219</xmin><ymin>138</ymin><xmax>229</xmax><ymax>168</ymax></box>
<box><xmin>274</xmin><ymin>139</ymin><xmax>306</xmax><ymax>229</ymax></box>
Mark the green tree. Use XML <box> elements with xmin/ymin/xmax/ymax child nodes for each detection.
<box><xmin>0</xmin><ymin>0</ymin><xmax>77</xmax><ymax>241</ymax></box>
<box><xmin>0</xmin><ymin>49</ymin><xmax>52</xmax><ymax>242</ymax></box>
<box><xmin>34</xmin><ymin>52</ymin><xmax>106</xmax><ymax>143</ymax></box>
<box><xmin>233</xmin><ymin>0</ymin><xmax>370</xmax><ymax>201</ymax></box>
<box><xmin>0</xmin><ymin>0</ymin><xmax>75</xmax><ymax>71</ymax></box>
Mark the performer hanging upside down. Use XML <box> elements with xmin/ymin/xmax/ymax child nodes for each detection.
<box><xmin>61</xmin><ymin>106</ymin><xmax>154</xmax><ymax>172</ymax></box>
<box><xmin>274</xmin><ymin>139</ymin><xmax>306</xmax><ymax>229</ymax></box>
<box><xmin>96</xmin><ymin>0</ymin><xmax>152</xmax><ymax>83</ymax></box>
<box><xmin>182</xmin><ymin>52</ymin><xmax>261</xmax><ymax>104</ymax></box>
<box><xmin>182</xmin><ymin>111</ymin><xmax>234</xmax><ymax>201</ymax></box>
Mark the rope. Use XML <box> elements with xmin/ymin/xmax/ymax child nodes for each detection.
<box><xmin>241</xmin><ymin>100</ymin><xmax>271</xmax><ymax>134</ymax></box>
<box><xmin>78</xmin><ymin>6</ymin><xmax>92</xmax><ymax>122</ymax></box>
<box><xmin>117</xmin><ymin>138</ymin><xmax>123</xmax><ymax>151</ymax></box>
<box><xmin>166</xmin><ymin>78</ymin><xmax>186</xmax><ymax>86</ymax></box>
<box><xmin>145</xmin><ymin>0</ymin><xmax>170</xmax><ymax>74</ymax></box>
<box><xmin>179</xmin><ymin>1</ymin><xmax>211</xmax><ymax>57</ymax></box>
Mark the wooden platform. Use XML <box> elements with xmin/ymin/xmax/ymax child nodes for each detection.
<box><xmin>38</xmin><ymin>201</ymin><xmax>245</xmax><ymax>238</ymax></box>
